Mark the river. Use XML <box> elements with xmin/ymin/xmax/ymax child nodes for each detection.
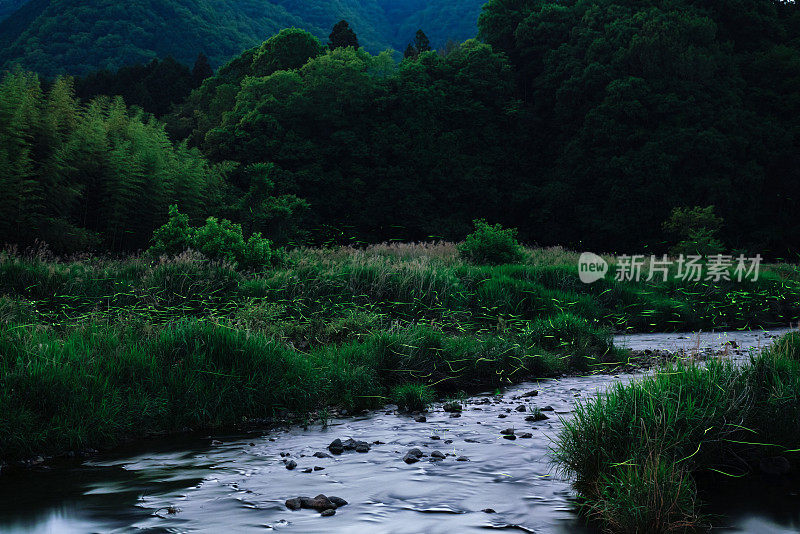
<box><xmin>0</xmin><ymin>329</ymin><xmax>797</xmax><ymax>533</ymax></box>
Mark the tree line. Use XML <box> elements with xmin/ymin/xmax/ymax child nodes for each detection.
<box><xmin>1</xmin><ymin>0</ymin><xmax>799</xmax><ymax>257</ymax></box>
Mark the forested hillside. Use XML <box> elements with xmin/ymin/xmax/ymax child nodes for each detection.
<box><xmin>0</xmin><ymin>0</ymin><xmax>485</xmax><ymax>76</ymax></box>
<box><xmin>0</xmin><ymin>0</ymin><xmax>28</xmax><ymax>20</ymax></box>
<box><xmin>1</xmin><ymin>0</ymin><xmax>799</xmax><ymax>257</ymax></box>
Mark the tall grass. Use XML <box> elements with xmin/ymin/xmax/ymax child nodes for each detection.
<box><xmin>554</xmin><ymin>331</ymin><xmax>800</xmax><ymax>533</ymax></box>
<box><xmin>0</xmin><ymin>244</ymin><xmax>797</xmax><ymax>462</ymax></box>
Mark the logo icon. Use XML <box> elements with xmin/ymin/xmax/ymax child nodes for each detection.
<box><xmin>578</xmin><ymin>252</ymin><xmax>608</xmax><ymax>284</ymax></box>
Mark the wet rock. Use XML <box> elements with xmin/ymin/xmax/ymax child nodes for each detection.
<box><xmin>280</xmin><ymin>452</ymin><xmax>290</xmax><ymax>457</ymax></box>
<box><xmin>449</xmin><ymin>413</ymin><xmax>461</xmax><ymax>418</ymax></box>
<box><xmin>373</xmin><ymin>440</ymin><xmax>385</xmax><ymax>445</ymax></box>
<box><xmin>285</xmin><ymin>498</ymin><xmax>302</xmax><ymax>511</ymax></box>
<box><xmin>500</xmin><ymin>428</ymin><xmax>515</xmax><ymax>435</ymax></box>
<box><xmin>515</xmin><ymin>405</ymin><xmax>527</xmax><ymax>412</ymax></box>
<box><xmin>760</xmin><ymin>456</ymin><xmax>791</xmax><ymax>476</ymax></box>
<box><xmin>431</xmin><ymin>451</ymin><xmax>446</xmax><ymax>460</ymax></box>
<box><xmin>519</xmin><ymin>432</ymin><xmax>533</xmax><ymax>439</ymax></box>
<box><xmin>541</xmin><ymin>406</ymin><xmax>554</xmax><ymax>412</ymax></box>
<box><xmin>415</xmin><ymin>415</ymin><xmax>427</xmax><ymax>423</ymax></box>
<box><xmin>329</xmin><ymin>496</ymin><xmax>349</xmax><ymax>507</ymax></box>
<box><xmin>314</xmin><ymin>466</ymin><xmax>325</xmax><ymax>471</ymax></box>
<box><xmin>342</xmin><ymin>438</ymin><xmax>358</xmax><ymax>450</ymax></box>
<box><xmin>313</xmin><ymin>451</ymin><xmax>332</xmax><ymax>459</ymax></box>
<box><xmin>444</xmin><ymin>439</ymin><xmax>453</xmax><ymax>444</ymax></box>
<box><xmin>502</xmin><ymin>434</ymin><xmax>517</xmax><ymax>440</ymax></box>
<box><xmin>300</xmin><ymin>494</ymin><xmax>336</xmax><ymax>511</ymax></box>
<box><xmin>526</xmin><ymin>412</ymin><xmax>549</xmax><ymax>422</ymax></box>
<box><xmin>321</xmin><ymin>509</ymin><xmax>336</xmax><ymax>517</ymax></box>
<box><xmin>498</xmin><ymin>414</ymin><xmax>508</xmax><ymax>419</ymax></box>
<box><xmin>521</xmin><ymin>390</ymin><xmax>538</xmax><ymax>398</ymax></box>
<box><xmin>285</xmin><ymin>460</ymin><xmax>297</xmax><ymax>470</ymax></box>
<box><xmin>403</xmin><ymin>448</ymin><xmax>425</xmax><ymax>464</ymax></box>
<box><xmin>443</xmin><ymin>401</ymin><xmax>462</xmax><ymax>413</ymax></box>
<box><xmin>482</xmin><ymin>508</ymin><xmax>496</xmax><ymax>514</ymax></box>
<box><xmin>431</xmin><ymin>435</ymin><xmax>441</xmax><ymax>440</ymax></box>
<box><xmin>456</xmin><ymin>456</ymin><xmax>470</xmax><ymax>462</ymax></box>
<box><xmin>328</xmin><ymin>439</ymin><xmax>344</xmax><ymax>455</ymax></box>
<box><xmin>465</xmin><ymin>438</ymin><xmax>480</xmax><ymax>443</ymax></box>
<box><xmin>302</xmin><ymin>468</ymin><xmax>312</xmax><ymax>473</ymax></box>
<box><xmin>355</xmin><ymin>441</ymin><xmax>371</xmax><ymax>453</ymax></box>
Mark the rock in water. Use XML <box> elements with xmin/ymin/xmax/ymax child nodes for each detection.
<box><xmin>328</xmin><ymin>438</ymin><xmax>344</xmax><ymax>455</ymax></box>
<box><xmin>403</xmin><ymin>448</ymin><xmax>425</xmax><ymax>464</ymax></box>
<box><xmin>329</xmin><ymin>496</ymin><xmax>348</xmax><ymax>507</ymax></box>
<box><xmin>285</xmin><ymin>460</ymin><xmax>297</xmax><ymax>470</ymax></box>
<box><xmin>285</xmin><ymin>497</ymin><xmax>303</xmax><ymax>510</ymax></box>
<box><xmin>321</xmin><ymin>509</ymin><xmax>336</xmax><ymax>517</ymax></box>
<box><xmin>443</xmin><ymin>401</ymin><xmax>462</xmax><ymax>413</ymax></box>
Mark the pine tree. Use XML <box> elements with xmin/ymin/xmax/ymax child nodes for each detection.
<box><xmin>192</xmin><ymin>52</ymin><xmax>213</xmax><ymax>87</ymax></box>
<box><xmin>404</xmin><ymin>43</ymin><xmax>417</xmax><ymax>59</ymax></box>
<box><xmin>414</xmin><ymin>30</ymin><xmax>431</xmax><ymax>54</ymax></box>
<box><xmin>329</xmin><ymin>20</ymin><xmax>360</xmax><ymax>50</ymax></box>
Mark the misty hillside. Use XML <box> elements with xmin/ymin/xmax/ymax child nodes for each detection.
<box><xmin>0</xmin><ymin>0</ymin><xmax>485</xmax><ymax>76</ymax></box>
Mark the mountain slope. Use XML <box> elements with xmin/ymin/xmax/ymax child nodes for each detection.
<box><xmin>0</xmin><ymin>0</ymin><xmax>486</xmax><ymax>77</ymax></box>
<box><xmin>0</xmin><ymin>0</ymin><xmax>28</xmax><ymax>20</ymax></box>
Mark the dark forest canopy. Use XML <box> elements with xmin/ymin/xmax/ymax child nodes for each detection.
<box><xmin>1</xmin><ymin>0</ymin><xmax>800</xmax><ymax>257</ymax></box>
<box><xmin>0</xmin><ymin>0</ymin><xmax>487</xmax><ymax>76</ymax></box>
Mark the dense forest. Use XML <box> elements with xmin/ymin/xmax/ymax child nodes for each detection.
<box><xmin>0</xmin><ymin>0</ymin><xmax>486</xmax><ymax>76</ymax></box>
<box><xmin>1</xmin><ymin>0</ymin><xmax>799</xmax><ymax>257</ymax></box>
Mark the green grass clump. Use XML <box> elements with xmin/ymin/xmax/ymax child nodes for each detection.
<box><xmin>458</xmin><ymin>219</ymin><xmax>524</xmax><ymax>265</ymax></box>
<box><xmin>391</xmin><ymin>383</ymin><xmax>435</xmax><ymax>412</ymax></box>
<box><xmin>554</xmin><ymin>331</ymin><xmax>800</xmax><ymax>533</ymax></box>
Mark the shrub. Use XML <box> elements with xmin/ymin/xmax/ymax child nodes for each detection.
<box><xmin>392</xmin><ymin>383</ymin><xmax>435</xmax><ymax>412</ymax></box>
<box><xmin>148</xmin><ymin>206</ymin><xmax>282</xmax><ymax>270</ymax></box>
<box><xmin>458</xmin><ymin>219</ymin><xmax>524</xmax><ymax>265</ymax></box>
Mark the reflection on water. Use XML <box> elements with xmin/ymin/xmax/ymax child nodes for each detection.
<box><xmin>0</xmin><ymin>329</ymin><xmax>795</xmax><ymax>533</ymax></box>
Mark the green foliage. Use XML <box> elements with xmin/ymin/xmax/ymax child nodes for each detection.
<box><xmin>148</xmin><ymin>206</ymin><xmax>282</xmax><ymax>270</ymax></box>
<box><xmin>663</xmin><ymin>206</ymin><xmax>726</xmax><ymax>257</ymax></box>
<box><xmin>0</xmin><ymin>71</ymin><xmax>219</xmax><ymax>252</ymax></box>
<box><xmin>554</xmin><ymin>332</ymin><xmax>800</xmax><ymax>532</ymax></box>
<box><xmin>329</xmin><ymin>20</ymin><xmax>359</xmax><ymax>50</ymax></box>
<box><xmin>251</xmin><ymin>28</ymin><xmax>324</xmax><ymax>77</ymax></box>
<box><xmin>391</xmin><ymin>383</ymin><xmax>435</xmax><ymax>411</ymax></box>
<box><xmin>458</xmin><ymin>220</ymin><xmax>524</xmax><ymax>265</ymax></box>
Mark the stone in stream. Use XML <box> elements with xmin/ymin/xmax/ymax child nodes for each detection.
<box><xmin>521</xmin><ymin>390</ymin><xmax>538</xmax><ymax>398</ymax></box>
<box><xmin>285</xmin><ymin>460</ymin><xmax>297</xmax><ymax>470</ymax></box>
<box><xmin>355</xmin><ymin>441</ymin><xmax>371</xmax><ymax>453</ymax></box>
<box><xmin>443</xmin><ymin>401</ymin><xmax>462</xmax><ymax>413</ymax></box>
<box><xmin>314</xmin><ymin>466</ymin><xmax>325</xmax><ymax>471</ymax></box>
<box><xmin>313</xmin><ymin>451</ymin><xmax>332</xmax><ymax>459</ymax></box>
<box><xmin>329</xmin><ymin>496</ymin><xmax>349</xmax><ymax>507</ymax></box>
<box><xmin>301</xmin><ymin>467</ymin><xmax>312</xmax><ymax>473</ymax></box>
<box><xmin>464</xmin><ymin>438</ymin><xmax>480</xmax><ymax>443</ymax></box>
<box><xmin>482</xmin><ymin>508</ymin><xmax>497</xmax><ymax>513</ymax></box>
<box><xmin>444</xmin><ymin>439</ymin><xmax>453</xmax><ymax>444</ymax></box>
<box><xmin>285</xmin><ymin>498</ymin><xmax>302</xmax><ymax>511</ymax></box>
<box><xmin>498</xmin><ymin>414</ymin><xmax>508</xmax><ymax>419</ymax></box>
<box><xmin>300</xmin><ymin>494</ymin><xmax>337</xmax><ymax>511</ymax></box>
<box><xmin>415</xmin><ymin>415</ymin><xmax>427</xmax><ymax>423</ymax></box>
<box><xmin>519</xmin><ymin>432</ymin><xmax>533</xmax><ymax>439</ymax></box>
<box><xmin>526</xmin><ymin>413</ymin><xmax>549</xmax><ymax>422</ymax></box>
<box><xmin>502</xmin><ymin>434</ymin><xmax>517</xmax><ymax>441</ymax></box>
<box><xmin>515</xmin><ymin>405</ymin><xmax>527</xmax><ymax>412</ymax></box>
<box><xmin>449</xmin><ymin>413</ymin><xmax>461</xmax><ymax>418</ymax></box>
<box><xmin>403</xmin><ymin>448</ymin><xmax>425</xmax><ymax>464</ymax></box>
<box><xmin>431</xmin><ymin>450</ymin><xmax>446</xmax><ymax>461</ymax></box>
<box><xmin>541</xmin><ymin>406</ymin><xmax>554</xmax><ymax>412</ymax></box>
<box><xmin>328</xmin><ymin>439</ymin><xmax>344</xmax><ymax>455</ymax></box>
<box><xmin>431</xmin><ymin>435</ymin><xmax>441</xmax><ymax>440</ymax></box>
<box><xmin>456</xmin><ymin>456</ymin><xmax>470</xmax><ymax>462</ymax></box>
<box><xmin>321</xmin><ymin>509</ymin><xmax>336</xmax><ymax>517</ymax></box>
<box><xmin>500</xmin><ymin>428</ymin><xmax>515</xmax><ymax>435</ymax></box>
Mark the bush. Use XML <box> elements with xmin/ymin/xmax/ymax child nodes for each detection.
<box><xmin>392</xmin><ymin>383</ymin><xmax>435</xmax><ymax>412</ymax></box>
<box><xmin>458</xmin><ymin>220</ymin><xmax>524</xmax><ymax>265</ymax></box>
<box><xmin>148</xmin><ymin>206</ymin><xmax>282</xmax><ymax>270</ymax></box>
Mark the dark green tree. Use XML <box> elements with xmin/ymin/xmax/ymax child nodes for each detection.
<box><xmin>329</xmin><ymin>20</ymin><xmax>359</xmax><ymax>50</ymax></box>
<box><xmin>192</xmin><ymin>52</ymin><xmax>214</xmax><ymax>86</ymax></box>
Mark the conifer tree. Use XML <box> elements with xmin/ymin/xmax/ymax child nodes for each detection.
<box><xmin>329</xmin><ymin>20</ymin><xmax>360</xmax><ymax>50</ymax></box>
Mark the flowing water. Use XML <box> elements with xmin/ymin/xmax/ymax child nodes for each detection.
<box><xmin>1</xmin><ymin>329</ymin><xmax>798</xmax><ymax>533</ymax></box>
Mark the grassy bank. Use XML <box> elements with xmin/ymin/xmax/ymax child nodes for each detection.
<box><xmin>554</xmin><ymin>331</ymin><xmax>800</xmax><ymax>533</ymax></box>
<box><xmin>0</xmin><ymin>243</ymin><xmax>798</xmax><ymax>462</ymax></box>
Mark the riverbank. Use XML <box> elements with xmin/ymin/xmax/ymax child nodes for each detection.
<box><xmin>0</xmin><ymin>329</ymin><xmax>791</xmax><ymax>533</ymax></box>
<box><xmin>555</xmin><ymin>330</ymin><xmax>800</xmax><ymax>533</ymax></box>
<box><xmin>0</xmin><ymin>244</ymin><xmax>798</xmax><ymax>463</ymax></box>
